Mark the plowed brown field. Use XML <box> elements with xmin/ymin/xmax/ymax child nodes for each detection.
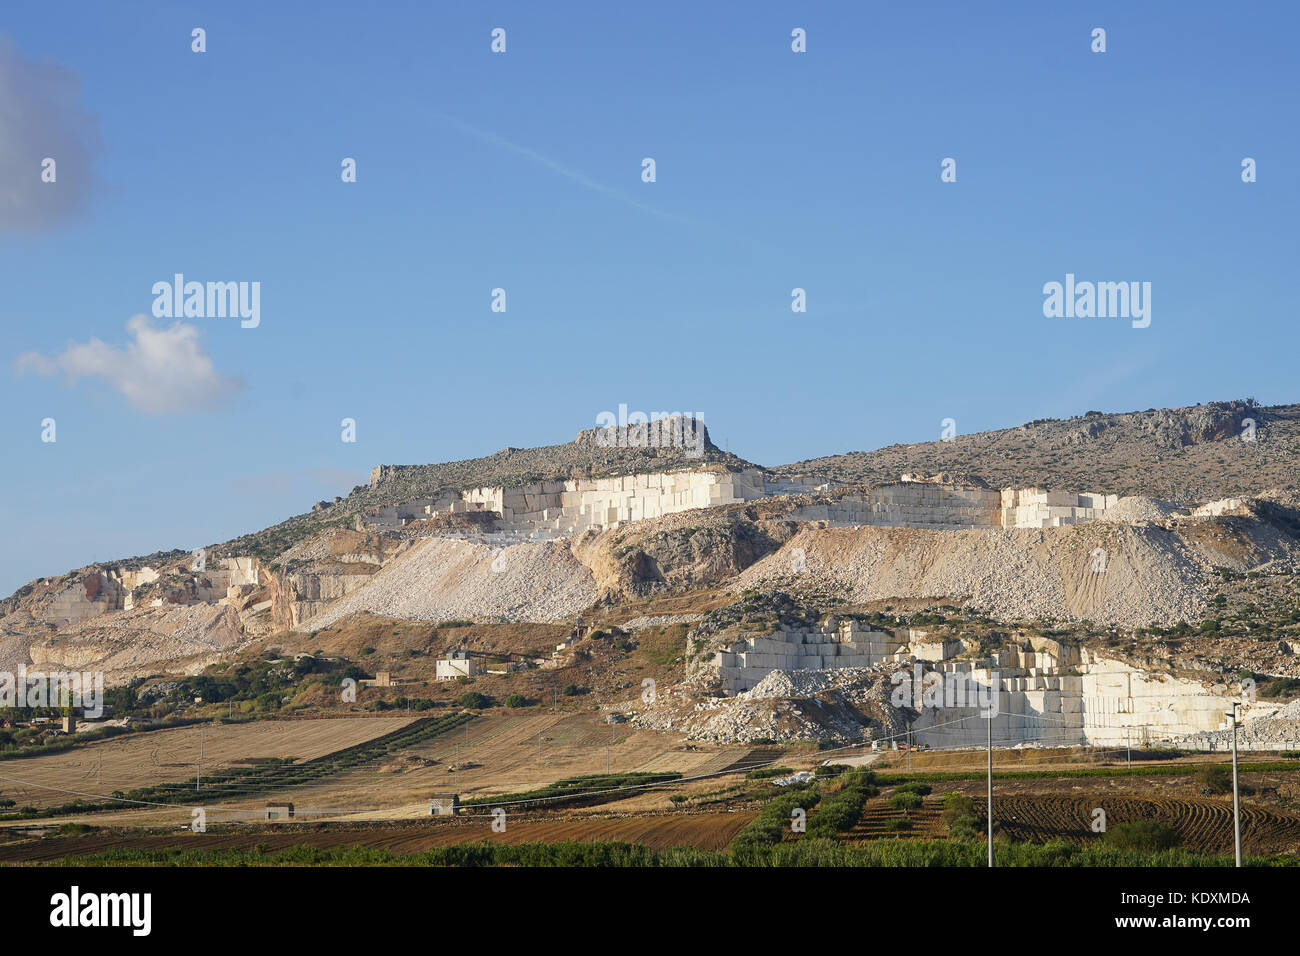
<box><xmin>992</xmin><ymin>794</ymin><xmax>1300</xmax><ymax>854</ymax></box>
<box><xmin>0</xmin><ymin>811</ymin><xmax>756</xmax><ymax>862</ymax></box>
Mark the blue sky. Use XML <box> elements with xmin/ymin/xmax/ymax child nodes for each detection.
<box><xmin>1</xmin><ymin>1</ymin><xmax>1296</xmax><ymax>595</ymax></box>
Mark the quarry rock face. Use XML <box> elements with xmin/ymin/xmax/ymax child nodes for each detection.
<box><xmin>5</xmin><ymin>401</ymin><xmax>1300</xmax><ymax>707</ymax></box>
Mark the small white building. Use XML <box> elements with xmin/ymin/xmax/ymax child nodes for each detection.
<box><xmin>436</xmin><ymin>650</ymin><xmax>478</xmax><ymax>681</ymax></box>
<box><xmin>429</xmin><ymin>793</ymin><xmax>460</xmax><ymax>816</ymax></box>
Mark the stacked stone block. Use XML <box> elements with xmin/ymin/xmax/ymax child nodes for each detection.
<box><xmin>714</xmin><ymin>620</ymin><xmax>904</xmax><ymax>693</ymax></box>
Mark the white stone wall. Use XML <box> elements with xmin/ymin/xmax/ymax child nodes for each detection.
<box><xmin>1000</xmin><ymin>488</ymin><xmax>1117</xmax><ymax>528</ymax></box>
<box><xmin>911</xmin><ymin>649</ymin><xmax>1260</xmax><ymax>748</ymax></box>
<box><xmin>363</xmin><ymin>468</ymin><xmax>830</xmax><ymax>537</ymax></box>
<box><xmin>363</xmin><ymin>469</ymin><xmax>1116</xmax><ymax>539</ymax></box>
<box><xmin>791</xmin><ymin>483</ymin><xmax>1115</xmax><ymax>530</ymax></box>
<box><xmin>714</xmin><ymin>620</ymin><xmax>904</xmax><ymax>693</ymax></box>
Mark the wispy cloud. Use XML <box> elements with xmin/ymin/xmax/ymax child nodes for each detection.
<box><xmin>436</xmin><ymin>113</ymin><xmax>697</xmax><ymax>225</ymax></box>
<box><xmin>15</xmin><ymin>315</ymin><xmax>241</xmax><ymax>414</ymax></box>
<box><xmin>0</xmin><ymin>33</ymin><xmax>103</xmax><ymax>231</ymax></box>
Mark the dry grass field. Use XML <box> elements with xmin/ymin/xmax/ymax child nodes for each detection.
<box><xmin>0</xmin><ymin>713</ymin><xmax>769</xmax><ymax>827</ymax></box>
<box><xmin>0</xmin><ymin>717</ymin><xmax>415</xmax><ymax>815</ymax></box>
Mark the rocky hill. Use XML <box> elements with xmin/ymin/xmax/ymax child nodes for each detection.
<box><xmin>774</xmin><ymin>400</ymin><xmax>1298</xmax><ymax>501</ymax></box>
<box><xmin>220</xmin><ymin>416</ymin><xmax>754</xmax><ymax>562</ymax></box>
<box><xmin>4</xmin><ymin>398</ymin><xmax>1300</xmax><ymax>695</ymax></box>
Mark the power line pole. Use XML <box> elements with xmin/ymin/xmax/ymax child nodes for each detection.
<box><xmin>986</xmin><ymin>711</ymin><xmax>994</xmax><ymax>868</ymax></box>
<box><xmin>1231</xmin><ymin>701</ymin><xmax>1242</xmax><ymax>868</ymax></box>
<box><xmin>196</xmin><ymin>723</ymin><xmax>204</xmax><ymax>791</ymax></box>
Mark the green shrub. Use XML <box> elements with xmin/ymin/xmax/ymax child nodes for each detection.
<box><xmin>940</xmin><ymin>793</ymin><xmax>979</xmax><ymax>838</ymax></box>
<box><xmin>1104</xmin><ymin>821</ymin><xmax>1180</xmax><ymax>851</ymax></box>
<box><xmin>731</xmin><ymin>786</ymin><xmax>820</xmax><ymax>851</ymax></box>
<box><xmin>458</xmin><ymin>692</ymin><xmax>489</xmax><ymax>709</ymax></box>
<box><xmin>807</xmin><ymin>782</ymin><xmax>876</xmax><ymax>838</ymax></box>
<box><xmin>1196</xmin><ymin>765</ymin><xmax>1232</xmax><ymax>794</ymax></box>
<box><xmin>1263</xmin><ymin>678</ymin><xmax>1300</xmax><ymax>698</ymax></box>
<box><xmin>815</xmin><ymin>763</ymin><xmax>852</xmax><ymax>778</ymax></box>
<box><xmin>888</xmin><ymin>792</ymin><xmax>923</xmax><ymax>812</ymax></box>
<box><xmin>894</xmin><ymin>782</ymin><xmax>932</xmax><ymax>797</ymax></box>
<box><xmin>504</xmin><ymin>694</ymin><xmax>529</xmax><ymax>709</ymax></box>
<box><xmin>745</xmin><ymin>767</ymin><xmax>794</xmax><ymax>781</ymax></box>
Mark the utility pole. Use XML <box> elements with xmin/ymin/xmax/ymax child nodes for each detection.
<box><xmin>1231</xmin><ymin>701</ymin><xmax>1242</xmax><ymax>867</ymax></box>
<box><xmin>196</xmin><ymin>723</ymin><xmax>204</xmax><ymax>791</ymax></box>
<box><xmin>986</xmin><ymin>712</ymin><xmax>994</xmax><ymax>868</ymax></box>
<box><xmin>1127</xmin><ymin>728</ymin><xmax>1131</xmax><ymax>770</ymax></box>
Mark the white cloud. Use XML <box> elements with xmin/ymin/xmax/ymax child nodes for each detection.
<box><xmin>15</xmin><ymin>315</ymin><xmax>241</xmax><ymax>414</ymax></box>
<box><xmin>0</xmin><ymin>33</ymin><xmax>103</xmax><ymax>231</ymax></box>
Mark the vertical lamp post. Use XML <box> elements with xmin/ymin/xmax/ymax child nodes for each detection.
<box><xmin>1231</xmin><ymin>701</ymin><xmax>1242</xmax><ymax>868</ymax></box>
<box><xmin>986</xmin><ymin>711</ymin><xmax>994</xmax><ymax>868</ymax></box>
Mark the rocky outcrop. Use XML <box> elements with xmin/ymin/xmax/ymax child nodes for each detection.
<box><xmin>270</xmin><ymin>564</ymin><xmax>381</xmax><ymax>630</ymax></box>
<box><xmin>574</xmin><ymin>512</ymin><xmax>800</xmax><ymax>601</ymax></box>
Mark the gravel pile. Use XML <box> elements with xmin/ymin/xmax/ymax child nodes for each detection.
<box><xmin>300</xmin><ymin>537</ymin><xmax>597</xmax><ymax>628</ymax></box>
<box><xmin>632</xmin><ymin>665</ymin><xmax>906</xmax><ymax>743</ymax></box>
<box><xmin>734</xmin><ymin>522</ymin><xmax>1208</xmax><ymax>627</ymax></box>
<box><xmin>742</xmin><ymin>667</ymin><xmax>878</xmax><ymax>700</ymax></box>
<box><xmin>1099</xmin><ymin>496</ymin><xmax>1180</xmax><ymax>524</ymax></box>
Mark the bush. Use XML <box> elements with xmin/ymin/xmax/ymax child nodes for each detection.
<box><xmin>888</xmin><ymin>792</ymin><xmax>923</xmax><ymax>812</ymax></box>
<box><xmin>731</xmin><ymin>786</ymin><xmax>821</xmax><ymax>851</ymax></box>
<box><xmin>458</xmin><ymin>692</ymin><xmax>489</xmax><ymax>710</ymax></box>
<box><xmin>942</xmin><ymin>792</ymin><xmax>975</xmax><ymax>812</ymax></box>
<box><xmin>562</xmin><ymin>684</ymin><xmax>581</xmax><ymax>697</ymax></box>
<box><xmin>940</xmin><ymin>793</ymin><xmax>979</xmax><ymax>838</ymax></box>
<box><xmin>1196</xmin><ymin>765</ymin><xmax>1232</xmax><ymax>794</ymax></box>
<box><xmin>1263</xmin><ymin>677</ymin><xmax>1300</xmax><ymax>698</ymax></box>
<box><xmin>807</xmin><ymin>781</ymin><xmax>876</xmax><ymax>838</ymax></box>
<box><xmin>745</xmin><ymin>767</ymin><xmax>794</xmax><ymax>781</ymax></box>
<box><xmin>1104</xmin><ymin>821</ymin><xmax>1180</xmax><ymax>851</ymax></box>
<box><xmin>504</xmin><ymin>694</ymin><xmax>529</xmax><ymax>709</ymax></box>
<box><xmin>814</xmin><ymin>764</ymin><xmax>852</xmax><ymax>778</ymax></box>
<box><xmin>894</xmin><ymin>782</ymin><xmax>932</xmax><ymax>797</ymax></box>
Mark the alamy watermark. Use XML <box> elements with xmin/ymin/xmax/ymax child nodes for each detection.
<box><xmin>1043</xmin><ymin>274</ymin><xmax>1150</xmax><ymax>328</ymax></box>
<box><xmin>594</xmin><ymin>406</ymin><xmax>705</xmax><ymax>458</ymax></box>
<box><xmin>890</xmin><ymin>663</ymin><xmax>1000</xmax><ymax>718</ymax></box>
<box><xmin>0</xmin><ymin>669</ymin><xmax>104</xmax><ymax>718</ymax></box>
<box><xmin>152</xmin><ymin>274</ymin><xmax>260</xmax><ymax>328</ymax></box>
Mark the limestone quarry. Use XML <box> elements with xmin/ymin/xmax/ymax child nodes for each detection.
<box><xmin>3</xmin><ymin>401</ymin><xmax>1300</xmax><ymax>756</ymax></box>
